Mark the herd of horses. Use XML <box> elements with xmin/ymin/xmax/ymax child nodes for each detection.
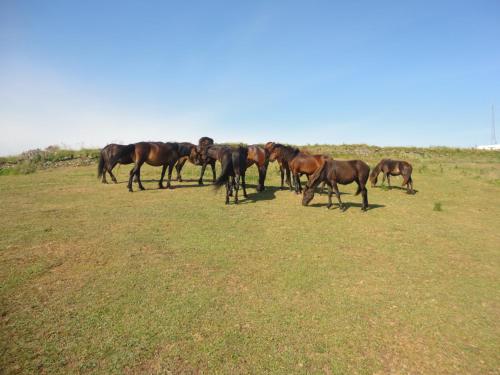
<box><xmin>97</xmin><ymin>137</ymin><xmax>415</xmax><ymax>209</ymax></box>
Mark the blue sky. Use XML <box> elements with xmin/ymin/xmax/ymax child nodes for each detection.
<box><xmin>1</xmin><ymin>0</ymin><xmax>499</xmax><ymax>155</ymax></box>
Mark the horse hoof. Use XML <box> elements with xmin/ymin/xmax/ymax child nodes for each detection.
<box><xmin>326</xmin><ymin>204</ymin><xmax>332</xmax><ymax>209</ymax></box>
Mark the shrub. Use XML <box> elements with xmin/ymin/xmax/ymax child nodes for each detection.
<box><xmin>433</xmin><ymin>202</ymin><xmax>443</xmax><ymax>212</ymax></box>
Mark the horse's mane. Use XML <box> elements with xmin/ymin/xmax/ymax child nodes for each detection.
<box><xmin>274</xmin><ymin>144</ymin><xmax>299</xmax><ymax>161</ymax></box>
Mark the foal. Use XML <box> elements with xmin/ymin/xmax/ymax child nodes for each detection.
<box><xmin>370</xmin><ymin>159</ymin><xmax>414</xmax><ymax>194</ymax></box>
<box><xmin>302</xmin><ymin>158</ymin><xmax>370</xmax><ymax>211</ymax></box>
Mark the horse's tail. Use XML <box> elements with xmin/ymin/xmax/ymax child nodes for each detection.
<box><xmin>307</xmin><ymin>156</ymin><xmax>328</xmax><ymax>189</ymax></box>
<box><xmin>108</xmin><ymin>144</ymin><xmax>135</xmax><ymax>169</ymax></box>
<box><xmin>214</xmin><ymin>153</ymin><xmax>232</xmax><ymax>189</ymax></box>
<box><xmin>355</xmin><ymin>162</ymin><xmax>370</xmax><ymax>195</ymax></box>
<box><xmin>97</xmin><ymin>150</ymin><xmax>106</xmax><ymax>179</ymax></box>
<box><xmin>232</xmin><ymin>146</ymin><xmax>248</xmax><ymax>176</ymax></box>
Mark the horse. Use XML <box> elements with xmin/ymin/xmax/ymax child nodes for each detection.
<box><xmin>174</xmin><ymin>142</ymin><xmax>200</xmax><ymax>182</ymax></box>
<box><xmin>370</xmin><ymin>159</ymin><xmax>414</xmax><ymax>194</ymax></box>
<box><xmin>97</xmin><ymin>143</ymin><xmax>134</xmax><ymax>183</ymax></box>
<box><xmin>247</xmin><ymin>145</ymin><xmax>269</xmax><ymax>192</ymax></box>
<box><xmin>214</xmin><ymin>146</ymin><xmax>248</xmax><ymax>204</ymax></box>
<box><xmin>197</xmin><ymin>137</ymin><xmax>217</xmax><ymax>185</ymax></box>
<box><xmin>302</xmin><ymin>157</ymin><xmax>370</xmax><ymax>211</ymax></box>
<box><xmin>268</xmin><ymin>144</ymin><xmax>326</xmax><ymax>194</ymax></box>
<box><xmin>265</xmin><ymin>142</ymin><xmax>291</xmax><ymax>190</ymax></box>
<box><xmin>109</xmin><ymin>142</ymin><xmax>180</xmax><ymax>192</ymax></box>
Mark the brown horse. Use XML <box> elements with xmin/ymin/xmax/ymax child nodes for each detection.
<box><xmin>109</xmin><ymin>142</ymin><xmax>180</xmax><ymax>192</ymax></box>
<box><xmin>302</xmin><ymin>157</ymin><xmax>370</xmax><ymax>211</ymax></box>
<box><xmin>197</xmin><ymin>137</ymin><xmax>217</xmax><ymax>185</ymax></box>
<box><xmin>370</xmin><ymin>159</ymin><xmax>414</xmax><ymax>194</ymax></box>
<box><xmin>265</xmin><ymin>142</ymin><xmax>291</xmax><ymax>190</ymax></box>
<box><xmin>97</xmin><ymin>143</ymin><xmax>134</xmax><ymax>183</ymax></box>
<box><xmin>174</xmin><ymin>142</ymin><xmax>200</xmax><ymax>182</ymax></box>
<box><xmin>268</xmin><ymin>144</ymin><xmax>326</xmax><ymax>194</ymax></box>
<box><xmin>247</xmin><ymin>145</ymin><xmax>269</xmax><ymax>191</ymax></box>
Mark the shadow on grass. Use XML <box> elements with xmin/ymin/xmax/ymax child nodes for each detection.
<box><xmin>373</xmin><ymin>185</ymin><xmax>418</xmax><ymax>194</ymax></box>
<box><xmin>235</xmin><ymin>185</ymin><xmax>280</xmax><ymax>204</ymax></box>
<box><xmin>308</xmin><ymin>202</ymin><xmax>385</xmax><ymax>211</ymax></box>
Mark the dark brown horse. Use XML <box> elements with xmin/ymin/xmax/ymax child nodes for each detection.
<box><xmin>97</xmin><ymin>143</ymin><xmax>134</xmax><ymax>183</ymax></box>
<box><xmin>214</xmin><ymin>146</ymin><xmax>248</xmax><ymax>204</ymax></box>
<box><xmin>197</xmin><ymin>137</ymin><xmax>217</xmax><ymax>185</ymax></box>
<box><xmin>109</xmin><ymin>142</ymin><xmax>180</xmax><ymax>192</ymax></box>
<box><xmin>174</xmin><ymin>142</ymin><xmax>200</xmax><ymax>182</ymax></box>
<box><xmin>247</xmin><ymin>145</ymin><xmax>269</xmax><ymax>192</ymax></box>
<box><xmin>265</xmin><ymin>142</ymin><xmax>291</xmax><ymax>190</ymax></box>
<box><xmin>302</xmin><ymin>157</ymin><xmax>370</xmax><ymax>211</ymax></box>
<box><xmin>268</xmin><ymin>144</ymin><xmax>326</xmax><ymax>194</ymax></box>
<box><xmin>370</xmin><ymin>159</ymin><xmax>414</xmax><ymax>194</ymax></box>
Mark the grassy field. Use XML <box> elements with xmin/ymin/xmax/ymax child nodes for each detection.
<box><xmin>1</xmin><ymin>146</ymin><xmax>499</xmax><ymax>374</ymax></box>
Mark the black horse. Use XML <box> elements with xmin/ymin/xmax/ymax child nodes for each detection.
<box><xmin>214</xmin><ymin>146</ymin><xmax>248</xmax><ymax>204</ymax></box>
<box><xmin>97</xmin><ymin>143</ymin><xmax>134</xmax><ymax>183</ymax></box>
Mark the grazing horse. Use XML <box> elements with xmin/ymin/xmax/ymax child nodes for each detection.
<box><xmin>302</xmin><ymin>158</ymin><xmax>370</xmax><ymax>211</ymax></box>
<box><xmin>370</xmin><ymin>159</ymin><xmax>414</xmax><ymax>194</ymax></box>
<box><xmin>174</xmin><ymin>142</ymin><xmax>200</xmax><ymax>182</ymax></box>
<box><xmin>197</xmin><ymin>137</ymin><xmax>217</xmax><ymax>185</ymax></box>
<box><xmin>268</xmin><ymin>144</ymin><xmax>326</xmax><ymax>194</ymax></box>
<box><xmin>214</xmin><ymin>146</ymin><xmax>248</xmax><ymax>204</ymax></box>
<box><xmin>265</xmin><ymin>142</ymin><xmax>291</xmax><ymax>190</ymax></box>
<box><xmin>109</xmin><ymin>142</ymin><xmax>180</xmax><ymax>192</ymax></box>
<box><xmin>247</xmin><ymin>145</ymin><xmax>269</xmax><ymax>192</ymax></box>
<box><xmin>97</xmin><ymin>143</ymin><xmax>134</xmax><ymax>183</ymax></box>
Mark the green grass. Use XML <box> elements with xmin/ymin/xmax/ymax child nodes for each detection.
<box><xmin>1</xmin><ymin>147</ymin><xmax>499</xmax><ymax>374</ymax></box>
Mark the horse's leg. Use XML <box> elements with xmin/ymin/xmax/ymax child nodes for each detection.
<box><xmin>211</xmin><ymin>161</ymin><xmax>216</xmax><ymax>182</ymax></box>
<box><xmin>242</xmin><ymin>172</ymin><xmax>248</xmax><ymax>198</ymax></box>
<box><xmin>295</xmin><ymin>174</ymin><xmax>301</xmax><ymax>194</ymax></box>
<box><xmin>387</xmin><ymin>174</ymin><xmax>391</xmax><ymax>188</ymax></box>
<box><xmin>360</xmin><ymin>182</ymin><xmax>368</xmax><ymax>211</ymax></box>
<box><xmin>108</xmin><ymin>168</ymin><xmax>118</xmax><ymax>183</ymax></box>
<box><xmin>166</xmin><ymin>161</ymin><xmax>175</xmax><ymax>189</ymax></box>
<box><xmin>175</xmin><ymin>158</ymin><xmax>187</xmax><ymax>182</ymax></box>
<box><xmin>225</xmin><ymin>180</ymin><xmax>230</xmax><ymax>204</ymax></box>
<box><xmin>326</xmin><ymin>183</ymin><xmax>333</xmax><ymax>208</ymax></box>
<box><xmin>198</xmin><ymin>162</ymin><xmax>207</xmax><ymax>185</ymax></box>
<box><xmin>286</xmin><ymin>167</ymin><xmax>292</xmax><ymax>190</ymax></box>
<box><xmin>280</xmin><ymin>167</ymin><xmax>285</xmax><ymax>189</ymax></box>
<box><xmin>381</xmin><ymin>173</ymin><xmax>386</xmax><ymax>185</ymax></box>
<box><xmin>234</xmin><ymin>175</ymin><xmax>240</xmax><ymax>204</ymax></box>
<box><xmin>136</xmin><ymin>167</ymin><xmax>145</xmax><ymax>190</ymax></box>
<box><xmin>102</xmin><ymin>169</ymin><xmax>108</xmax><ymax>184</ymax></box>
<box><xmin>128</xmin><ymin>161</ymin><xmax>144</xmax><ymax>192</ymax></box>
<box><xmin>331</xmin><ymin>181</ymin><xmax>345</xmax><ymax>211</ymax></box>
<box><xmin>158</xmin><ymin>165</ymin><xmax>167</xmax><ymax>189</ymax></box>
<box><xmin>229</xmin><ymin>176</ymin><xmax>234</xmax><ymax>196</ymax></box>
<box><xmin>409</xmin><ymin>176</ymin><xmax>414</xmax><ymax>194</ymax></box>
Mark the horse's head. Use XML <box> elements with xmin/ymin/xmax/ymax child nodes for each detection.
<box><xmin>302</xmin><ymin>185</ymin><xmax>315</xmax><ymax>206</ymax></box>
<box><xmin>369</xmin><ymin>169</ymin><xmax>378</xmax><ymax>187</ymax></box>
<box><xmin>268</xmin><ymin>144</ymin><xmax>282</xmax><ymax>162</ymax></box>
<box><xmin>189</xmin><ymin>145</ymin><xmax>202</xmax><ymax>165</ymax></box>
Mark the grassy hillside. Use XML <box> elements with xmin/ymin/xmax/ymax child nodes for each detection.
<box><xmin>1</xmin><ymin>145</ymin><xmax>499</xmax><ymax>374</ymax></box>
